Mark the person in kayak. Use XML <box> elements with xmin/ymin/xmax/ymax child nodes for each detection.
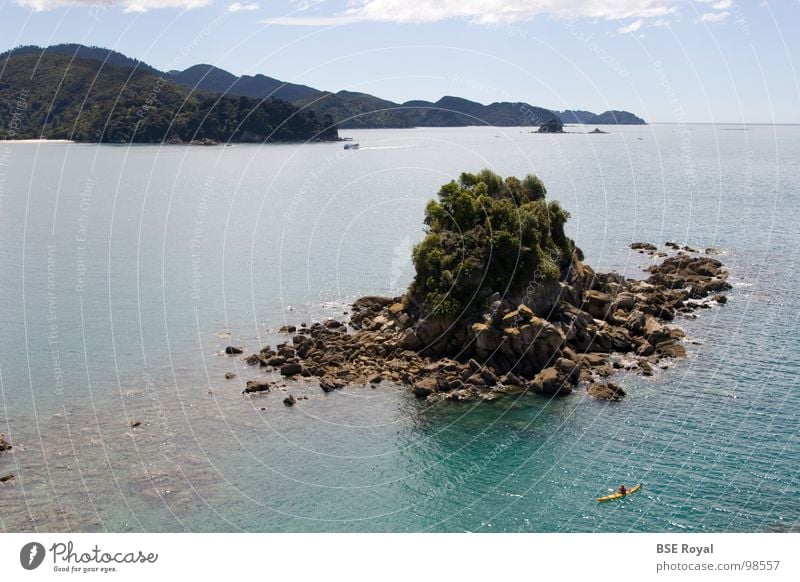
<box><xmin>618</xmin><ymin>485</ymin><xmax>628</xmax><ymax>495</ymax></box>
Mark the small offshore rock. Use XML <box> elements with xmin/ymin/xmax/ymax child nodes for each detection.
<box><xmin>0</xmin><ymin>473</ymin><xmax>14</xmax><ymax>483</ymax></box>
<box><xmin>714</xmin><ymin>295</ymin><xmax>728</xmax><ymax>304</ymax></box>
<box><xmin>283</xmin><ymin>394</ymin><xmax>297</xmax><ymax>407</ymax></box>
<box><xmin>225</xmin><ymin>346</ymin><xmax>244</xmax><ymax>355</ymax></box>
<box><xmin>224</xmin><ymin>372</ymin><xmax>236</xmax><ymax>380</ymax></box>
<box><xmin>129</xmin><ymin>420</ymin><xmax>142</xmax><ymax>428</ymax></box>
<box><xmin>0</xmin><ymin>433</ymin><xmax>12</xmax><ymax>451</ymax></box>
<box><xmin>279</xmin><ymin>325</ymin><xmax>297</xmax><ymax>333</ymax></box>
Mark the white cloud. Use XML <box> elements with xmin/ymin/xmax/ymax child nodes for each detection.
<box><xmin>264</xmin><ymin>0</ymin><xmax>679</xmax><ymax>26</ymax></box>
<box><xmin>228</xmin><ymin>2</ymin><xmax>259</xmax><ymax>11</ymax></box>
<box><xmin>617</xmin><ymin>19</ymin><xmax>644</xmax><ymax>33</ymax></box>
<box><xmin>15</xmin><ymin>0</ymin><xmax>211</xmax><ymax>12</ymax></box>
<box><xmin>711</xmin><ymin>0</ymin><xmax>732</xmax><ymax>8</ymax></box>
<box><xmin>700</xmin><ymin>10</ymin><xmax>730</xmax><ymax>22</ymax></box>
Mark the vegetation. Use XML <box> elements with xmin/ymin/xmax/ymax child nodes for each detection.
<box><xmin>295</xmin><ymin>92</ymin><xmax>564</xmax><ymax>130</ymax></box>
<box><xmin>0</xmin><ymin>53</ymin><xmax>337</xmax><ymax>143</ymax></box>
<box><xmin>410</xmin><ymin>170</ymin><xmax>582</xmax><ymax>316</ymax></box>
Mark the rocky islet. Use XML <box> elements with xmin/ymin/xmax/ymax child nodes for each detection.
<box><xmin>233</xmin><ymin>244</ymin><xmax>730</xmax><ymax>404</ymax></box>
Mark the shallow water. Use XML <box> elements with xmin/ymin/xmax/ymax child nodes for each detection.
<box><xmin>0</xmin><ymin>124</ymin><xmax>798</xmax><ymax>532</ymax></box>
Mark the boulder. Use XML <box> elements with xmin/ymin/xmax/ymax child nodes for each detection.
<box><xmin>279</xmin><ymin>363</ymin><xmax>303</xmax><ymax>376</ymax></box>
<box><xmin>224</xmin><ymin>372</ymin><xmax>236</xmax><ymax>380</ymax></box>
<box><xmin>0</xmin><ymin>434</ymin><xmax>12</xmax><ymax>452</ymax></box>
<box><xmin>244</xmin><ymin>379</ymin><xmax>272</xmax><ymax>393</ymax></box>
<box><xmin>277</xmin><ymin>345</ymin><xmax>296</xmax><ymax>359</ymax></box>
<box><xmin>644</xmin><ymin>316</ymin><xmax>671</xmax><ymax>345</ymax></box>
<box><xmin>244</xmin><ymin>354</ymin><xmax>262</xmax><ymax>366</ymax></box>
<box><xmin>129</xmin><ymin>419</ymin><xmax>142</xmax><ymax>428</ymax></box>
<box><xmin>587</xmin><ymin>382</ymin><xmax>626</xmax><ymax>400</ymax></box>
<box><xmin>656</xmin><ymin>341</ymin><xmax>687</xmax><ymax>358</ymax></box>
<box><xmin>412</xmin><ymin>377</ymin><xmax>438</xmax><ymax>398</ymax></box>
<box><xmin>278</xmin><ymin>325</ymin><xmax>297</xmax><ymax>333</ymax></box>
<box><xmin>283</xmin><ymin>395</ymin><xmax>297</xmax><ymax>407</ymax></box>
<box><xmin>530</xmin><ymin>367</ymin><xmax>571</xmax><ymax>396</ymax></box>
<box><xmin>225</xmin><ymin>346</ymin><xmax>244</xmax><ymax>355</ymax></box>
<box><xmin>0</xmin><ymin>473</ymin><xmax>14</xmax><ymax>483</ymax></box>
<box><xmin>582</xmin><ymin>290</ymin><xmax>612</xmax><ymax>319</ymax></box>
<box><xmin>319</xmin><ymin>376</ymin><xmax>346</xmax><ymax>392</ymax></box>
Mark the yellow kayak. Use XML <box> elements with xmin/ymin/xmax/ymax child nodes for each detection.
<box><xmin>597</xmin><ymin>483</ymin><xmax>641</xmax><ymax>502</ymax></box>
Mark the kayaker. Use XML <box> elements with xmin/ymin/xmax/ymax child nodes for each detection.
<box><xmin>618</xmin><ymin>485</ymin><xmax>627</xmax><ymax>495</ymax></box>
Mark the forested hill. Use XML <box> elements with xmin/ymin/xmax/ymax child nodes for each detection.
<box><xmin>0</xmin><ymin>52</ymin><xmax>337</xmax><ymax>143</ymax></box>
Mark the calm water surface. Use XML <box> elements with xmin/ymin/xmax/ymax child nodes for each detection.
<box><xmin>0</xmin><ymin>124</ymin><xmax>798</xmax><ymax>532</ymax></box>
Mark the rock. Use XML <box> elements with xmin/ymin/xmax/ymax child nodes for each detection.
<box><xmin>277</xmin><ymin>345</ymin><xmax>296</xmax><ymax>359</ymax></box>
<box><xmin>630</xmin><ymin>242</ymin><xmax>657</xmax><ymax>251</ymax></box>
<box><xmin>0</xmin><ymin>434</ymin><xmax>12</xmax><ymax>452</ymax></box>
<box><xmin>225</xmin><ymin>346</ymin><xmax>244</xmax><ymax>355</ymax></box>
<box><xmin>129</xmin><ymin>420</ymin><xmax>142</xmax><ymax>428</ymax></box>
<box><xmin>714</xmin><ymin>295</ymin><xmax>728</xmax><ymax>304</ymax></box>
<box><xmin>267</xmin><ymin>356</ymin><xmax>286</xmax><ymax>367</ymax></box>
<box><xmin>517</xmin><ymin>304</ymin><xmax>534</xmax><ymax>318</ymax></box>
<box><xmin>319</xmin><ymin>376</ymin><xmax>346</xmax><ymax>392</ymax></box>
<box><xmin>280</xmin><ymin>363</ymin><xmax>303</xmax><ymax>376</ymax></box>
<box><xmin>638</xmin><ymin>360</ymin><xmax>654</xmax><ymax>376</ymax></box>
<box><xmin>656</xmin><ymin>341</ymin><xmax>687</xmax><ymax>358</ymax></box>
<box><xmin>368</xmin><ymin>374</ymin><xmax>382</xmax><ymax>384</ymax></box>
<box><xmin>644</xmin><ymin>316</ymin><xmax>671</xmax><ymax>345</ymax></box>
<box><xmin>412</xmin><ymin>377</ymin><xmax>438</xmax><ymax>398</ymax></box>
<box><xmin>224</xmin><ymin>372</ymin><xmax>236</xmax><ymax>380</ymax></box>
<box><xmin>244</xmin><ymin>354</ymin><xmax>262</xmax><ymax>366</ymax></box>
<box><xmin>587</xmin><ymin>382</ymin><xmax>626</xmax><ymax>400</ymax></box>
<box><xmin>243</xmin><ymin>379</ymin><xmax>272</xmax><ymax>393</ymax></box>
<box><xmin>278</xmin><ymin>325</ymin><xmax>297</xmax><ymax>333</ymax></box>
<box><xmin>0</xmin><ymin>473</ymin><xmax>14</xmax><ymax>483</ymax></box>
<box><xmin>530</xmin><ymin>367</ymin><xmax>570</xmax><ymax>396</ymax></box>
<box><xmin>582</xmin><ymin>289</ymin><xmax>612</xmax><ymax>319</ymax></box>
<box><xmin>283</xmin><ymin>394</ymin><xmax>297</xmax><ymax>407</ymax></box>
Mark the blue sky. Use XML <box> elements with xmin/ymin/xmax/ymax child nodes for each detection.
<box><xmin>1</xmin><ymin>1</ymin><xmax>798</xmax><ymax>123</ymax></box>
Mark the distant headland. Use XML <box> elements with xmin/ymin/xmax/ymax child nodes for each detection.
<box><xmin>1</xmin><ymin>44</ymin><xmax>646</xmax><ymax>143</ymax></box>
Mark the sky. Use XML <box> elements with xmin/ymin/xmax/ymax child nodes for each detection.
<box><xmin>0</xmin><ymin>0</ymin><xmax>798</xmax><ymax>123</ymax></box>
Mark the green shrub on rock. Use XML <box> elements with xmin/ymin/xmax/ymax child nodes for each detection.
<box><xmin>410</xmin><ymin>169</ymin><xmax>582</xmax><ymax>317</ymax></box>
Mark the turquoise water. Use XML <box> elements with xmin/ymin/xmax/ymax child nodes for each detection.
<box><xmin>0</xmin><ymin>125</ymin><xmax>798</xmax><ymax>532</ymax></box>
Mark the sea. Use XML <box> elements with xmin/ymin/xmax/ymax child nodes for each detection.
<box><xmin>0</xmin><ymin>124</ymin><xmax>798</xmax><ymax>532</ymax></box>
